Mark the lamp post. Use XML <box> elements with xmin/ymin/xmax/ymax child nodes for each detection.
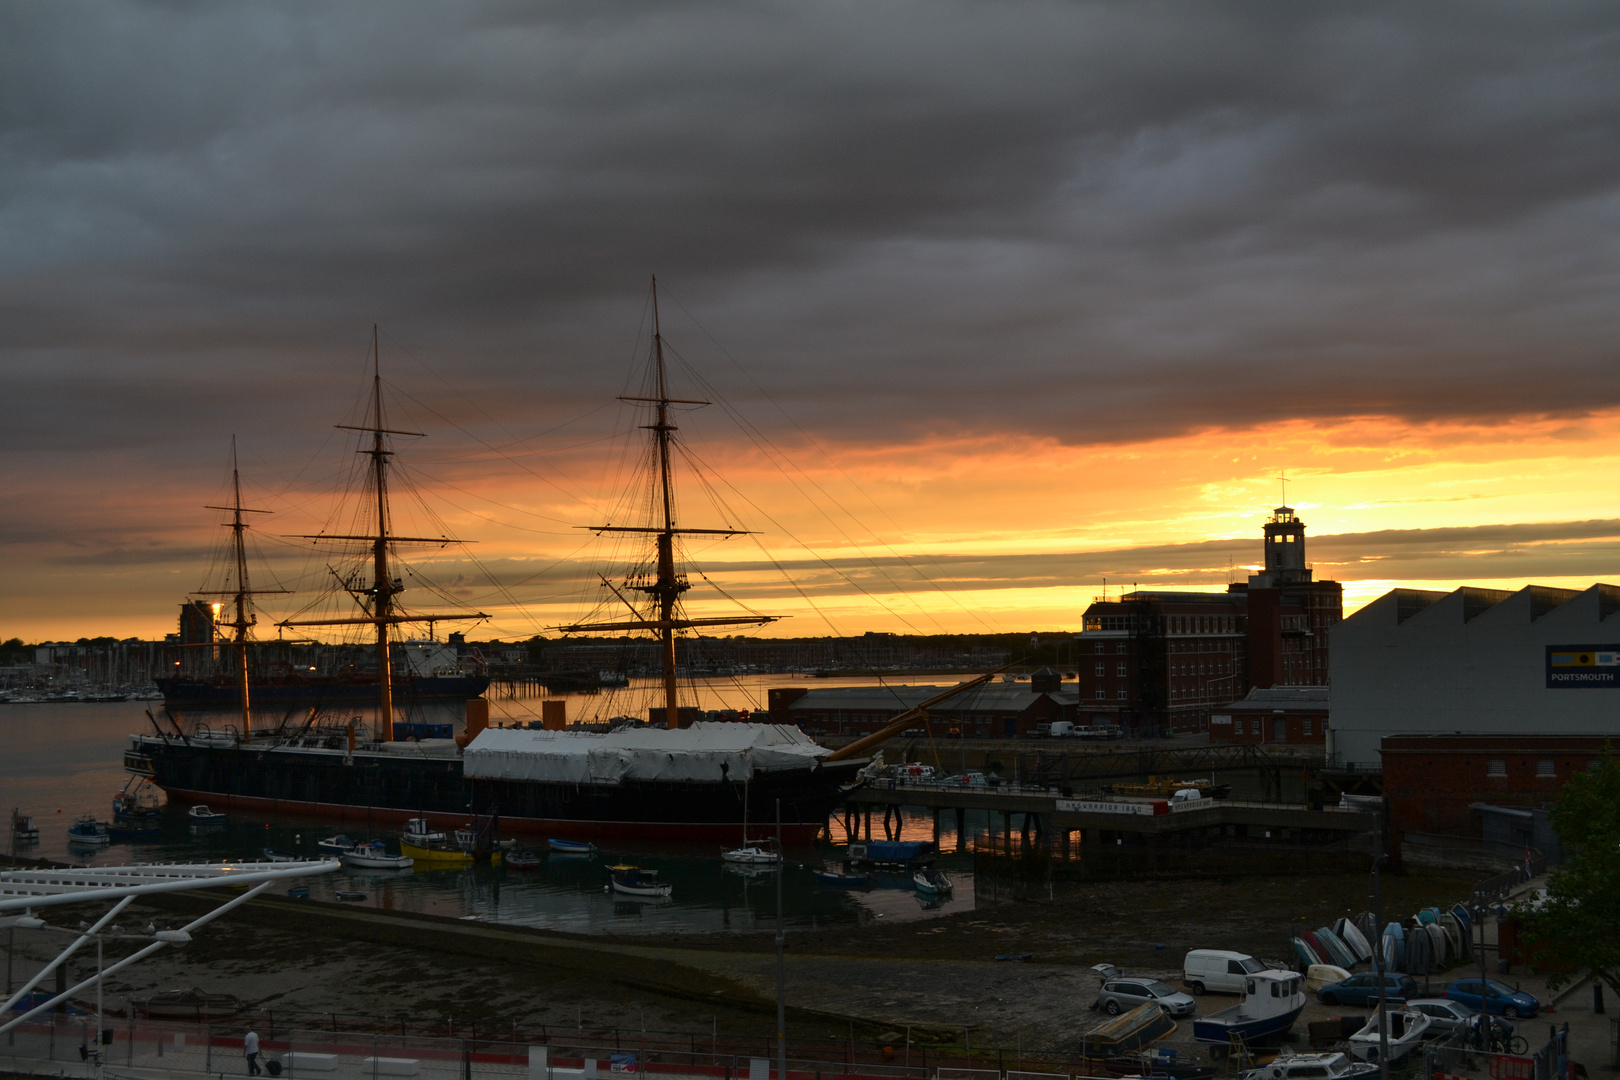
<box><xmin>1372</xmin><ymin>838</ymin><xmax>1390</xmax><ymax>1080</ymax></box>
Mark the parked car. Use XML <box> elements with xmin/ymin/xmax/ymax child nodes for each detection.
<box><xmin>1183</xmin><ymin>949</ymin><xmax>1266</xmax><ymax>995</ymax></box>
<box><xmin>1316</xmin><ymin>972</ymin><xmax>1418</xmax><ymax>1007</ymax></box>
<box><xmin>1097</xmin><ymin>977</ymin><xmax>1197</xmax><ymax>1018</ymax></box>
<box><xmin>1406</xmin><ymin>998</ymin><xmax>1478</xmax><ymax>1034</ymax></box>
<box><xmin>1443</xmin><ymin>978</ymin><xmax>1539</xmax><ymax>1019</ymax></box>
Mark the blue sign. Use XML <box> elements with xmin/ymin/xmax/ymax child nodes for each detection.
<box><xmin>1545</xmin><ymin>645</ymin><xmax>1620</xmax><ymax>688</ymax></box>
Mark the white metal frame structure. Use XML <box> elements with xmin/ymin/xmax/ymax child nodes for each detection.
<box><xmin>0</xmin><ymin>860</ymin><xmax>339</xmax><ymax>1042</ymax></box>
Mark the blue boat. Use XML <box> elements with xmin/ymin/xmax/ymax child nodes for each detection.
<box><xmin>812</xmin><ymin>868</ymin><xmax>868</xmax><ymax>887</ymax></box>
<box><xmin>548</xmin><ymin>838</ymin><xmax>597</xmax><ymax>855</ymax></box>
<box><xmin>1192</xmin><ymin>969</ymin><xmax>1307</xmax><ymax>1054</ymax></box>
<box><xmin>66</xmin><ymin>817</ymin><xmax>111</xmax><ymax>846</ymax></box>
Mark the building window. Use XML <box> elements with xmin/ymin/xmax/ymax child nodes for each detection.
<box><xmin>1590</xmin><ymin>760</ymin><xmax>1604</xmax><ymax>772</ymax></box>
<box><xmin>1116</xmin><ymin>689</ymin><xmax>1128</xmax><ymax>700</ymax></box>
<box><xmin>1302</xmin><ymin>718</ymin><xmax>1313</xmax><ymax>736</ymax></box>
<box><xmin>1537</xmin><ymin>759</ymin><xmax>1556</xmax><ymax>778</ymax></box>
<box><xmin>1095</xmin><ymin>662</ymin><xmax>1106</xmax><ymax>676</ymax></box>
<box><xmin>1116</xmin><ymin>642</ymin><xmax>1128</xmax><ymax>654</ymax></box>
<box><xmin>1116</xmin><ymin>661</ymin><xmax>1127</xmax><ymax>676</ymax></box>
<box><xmin>1095</xmin><ymin>687</ymin><xmax>1106</xmax><ymax>700</ymax></box>
<box><xmin>1487</xmin><ymin>759</ymin><xmax>1507</xmax><ymax>777</ymax></box>
<box><xmin>1095</xmin><ymin>642</ymin><xmax>1106</xmax><ymax>654</ymax></box>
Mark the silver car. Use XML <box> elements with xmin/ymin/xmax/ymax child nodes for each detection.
<box><xmin>1098</xmin><ymin>977</ymin><xmax>1197</xmax><ymax>1017</ymax></box>
<box><xmin>1407</xmin><ymin>998</ymin><xmax>1478</xmax><ymax>1034</ymax></box>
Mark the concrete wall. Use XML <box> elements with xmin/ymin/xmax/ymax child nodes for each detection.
<box><xmin>1329</xmin><ymin>583</ymin><xmax>1620</xmax><ymax>767</ymax></box>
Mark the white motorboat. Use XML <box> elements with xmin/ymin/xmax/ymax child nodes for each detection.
<box><xmin>721</xmin><ymin>845</ymin><xmax>780</xmax><ymax>864</ymax></box>
<box><xmin>913</xmin><ymin>867</ymin><xmax>953</xmax><ymax>894</ymax></box>
<box><xmin>187</xmin><ymin>805</ymin><xmax>227</xmax><ymax>823</ymax></box>
<box><xmin>341</xmin><ymin>842</ymin><xmax>414</xmax><ymax>870</ymax></box>
<box><xmin>317</xmin><ymin>834</ymin><xmax>358</xmax><ymax>854</ymax></box>
<box><xmin>67</xmin><ymin>817</ymin><xmax>111</xmax><ymax>845</ymax></box>
<box><xmin>1347</xmin><ymin>1008</ymin><xmax>1431</xmax><ymax>1064</ymax></box>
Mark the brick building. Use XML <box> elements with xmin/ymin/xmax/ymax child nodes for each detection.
<box><xmin>1210</xmin><ymin>685</ymin><xmax>1329</xmax><ymax>745</ymax></box>
<box><xmin>1381</xmin><ymin>734</ymin><xmax>1609</xmax><ymax>861</ymax></box>
<box><xmin>1074</xmin><ymin>506</ymin><xmax>1342</xmax><ymax>736</ymax></box>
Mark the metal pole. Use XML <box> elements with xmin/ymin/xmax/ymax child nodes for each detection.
<box><xmin>1372</xmin><ymin>827</ymin><xmax>1389</xmax><ymax>1080</ymax></box>
<box><xmin>775</xmin><ymin>799</ymin><xmax>785</xmax><ymax>1080</ymax></box>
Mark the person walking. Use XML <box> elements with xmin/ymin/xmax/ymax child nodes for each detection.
<box><xmin>244</xmin><ymin>1029</ymin><xmax>261</xmax><ymax>1076</ymax></box>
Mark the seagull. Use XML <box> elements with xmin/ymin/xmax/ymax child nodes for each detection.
<box><xmin>145</xmin><ymin>923</ymin><xmax>157</xmax><ymax>935</ymax></box>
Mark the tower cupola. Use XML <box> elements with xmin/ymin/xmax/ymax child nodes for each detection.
<box><xmin>1261</xmin><ymin>505</ymin><xmax>1309</xmax><ymax>582</ymax></box>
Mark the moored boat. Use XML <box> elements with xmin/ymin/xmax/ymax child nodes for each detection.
<box><xmin>262</xmin><ymin>848</ymin><xmax>299</xmax><ymax>862</ymax></box>
<box><xmin>1347</xmin><ymin>1009</ymin><xmax>1430</xmax><ymax>1063</ymax></box>
<box><xmin>547</xmin><ymin>838</ymin><xmax>596</xmax><ymax>855</ymax></box>
<box><xmin>608</xmin><ymin>865</ymin><xmax>671</xmax><ymax>898</ymax></box>
<box><xmin>811</xmin><ymin>867</ymin><xmax>868</xmax><ymax>887</ymax></box>
<box><xmin>10</xmin><ymin>809</ymin><xmax>39</xmax><ymax>844</ymax></box>
<box><xmin>505</xmin><ymin>849</ymin><xmax>544</xmax><ymax>869</ymax></box>
<box><xmin>913</xmin><ymin>867</ymin><xmax>953</xmax><ymax>895</ymax></box>
<box><xmin>317</xmin><ymin>834</ymin><xmax>358</xmax><ymax>854</ymax></box>
<box><xmin>187</xmin><ymin>805</ymin><xmax>227</xmax><ymax>823</ymax></box>
<box><xmin>404</xmin><ymin>817</ymin><xmax>447</xmax><ymax>845</ymax></box>
<box><xmin>340</xmin><ymin>842</ymin><xmax>413</xmax><ymax>870</ymax></box>
<box><xmin>67</xmin><ymin>817</ymin><xmax>111</xmax><ymax>845</ymax></box>
<box><xmin>721</xmin><ymin>845</ymin><xmax>780</xmax><ymax>865</ymax></box>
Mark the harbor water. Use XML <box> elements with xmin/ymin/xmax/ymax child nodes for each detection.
<box><xmin>2</xmin><ymin>675</ymin><xmax>1001</xmax><ymax>936</ymax></box>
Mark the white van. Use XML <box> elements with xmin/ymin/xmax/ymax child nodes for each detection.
<box><xmin>1182</xmin><ymin>949</ymin><xmax>1266</xmax><ymax>995</ymax></box>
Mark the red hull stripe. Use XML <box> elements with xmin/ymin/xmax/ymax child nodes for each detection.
<box><xmin>160</xmin><ymin>787</ymin><xmax>827</xmax><ymax>844</ymax></box>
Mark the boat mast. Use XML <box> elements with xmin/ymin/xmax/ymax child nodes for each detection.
<box><xmin>650</xmin><ymin>284</ymin><xmax>683</xmax><ymax>728</ymax></box>
<box><xmin>561</xmin><ymin>277</ymin><xmax>780</xmax><ymax>729</ymax></box>
<box><xmin>279</xmin><ymin>327</ymin><xmax>488</xmax><ymax>742</ymax></box>
<box><xmin>368</xmin><ymin>326</ymin><xmax>396</xmax><ymax>735</ymax></box>
<box><xmin>198</xmin><ymin>437</ymin><xmax>284</xmax><ymax>737</ymax></box>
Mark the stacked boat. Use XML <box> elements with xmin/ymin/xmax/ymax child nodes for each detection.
<box><xmin>1294</xmin><ymin>906</ymin><xmax>1473</xmax><ymax>976</ymax></box>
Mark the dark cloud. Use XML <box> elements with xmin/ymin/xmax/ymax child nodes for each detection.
<box><xmin>3</xmin><ymin>1</ymin><xmax>1620</xmax><ymax>464</ymax></box>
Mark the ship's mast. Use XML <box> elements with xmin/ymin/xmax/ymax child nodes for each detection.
<box><xmin>562</xmin><ymin>277</ymin><xmax>779</xmax><ymax>729</ymax></box>
<box><xmin>280</xmin><ymin>327</ymin><xmax>487</xmax><ymax>742</ymax></box>
<box><xmin>197</xmin><ymin>437</ymin><xmax>283</xmax><ymax>736</ymax></box>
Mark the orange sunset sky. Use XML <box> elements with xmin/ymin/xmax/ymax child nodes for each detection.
<box><xmin>5</xmin><ymin>5</ymin><xmax>1620</xmax><ymax>644</ymax></box>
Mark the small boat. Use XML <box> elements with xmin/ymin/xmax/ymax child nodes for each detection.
<box><xmin>262</xmin><ymin>848</ymin><xmax>299</xmax><ymax>862</ymax></box>
<box><xmin>996</xmin><ymin>952</ymin><xmax>1034</xmax><ymax>962</ymax></box>
<box><xmin>1238</xmin><ymin>1052</ymin><xmax>1376</xmax><ymax>1080</ymax></box>
<box><xmin>107</xmin><ymin>820</ymin><xmax>161</xmax><ymax>841</ymax></box>
<box><xmin>608</xmin><ymin>865</ymin><xmax>672</xmax><ymax>898</ymax></box>
<box><xmin>505</xmin><ymin>850</ymin><xmax>544</xmax><ymax>870</ymax></box>
<box><xmin>287</xmin><ymin>886</ymin><xmax>310</xmax><ymax>899</ymax></box>
<box><xmin>811</xmin><ymin>868</ymin><xmax>868</xmax><ymax>887</ymax></box>
<box><xmin>403</xmin><ymin>817</ymin><xmax>446</xmax><ymax>844</ymax></box>
<box><xmin>1078</xmin><ymin>1002</ymin><xmax>1178</xmax><ymax>1058</ymax></box>
<box><xmin>334</xmin><ymin>890</ymin><xmax>368</xmax><ymax>902</ymax></box>
<box><xmin>135</xmin><ymin>988</ymin><xmax>243</xmax><ymax>1020</ymax></box>
<box><xmin>913</xmin><ymin>867</ymin><xmax>953</xmax><ymax>895</ymax></box>
<box><xmin>112</xmin><ymin>782</ymin><xmax>161</xmax><ymax>821</ymax></box>
<box><xmin>187</xmin><ymin>805</ymin><xmax>227</xmax><ymax>823</ymax></box>
<box><xmin>340</xmin><ymin>843</ymin><xmax>414</xmax><ymax>870</ymax></box>
<box><xmin>10</xmin><ymin>809</ymin><xmax>40</xmax><ymax>843</ymax></box>
<box><xmin>721</xmin><ymin>845</ymin><xmax>780</xmax><ymax>864</ymax></box>
<box><xmin>67</xmin><ymin>817</ymin><xmax>111</xmax><ymax>845</ymax></box>
<box><xmin>1193</xmin><ymin>969</ymin><xmax>1307</xmax><ymax>1055</ymax></box>
<box><xmin>1347</xmin><ymin>1008</ymin><xmax>1431</xmax><ymax>1063</ymax></box>
<box><xmin>317</xmin><ymin>834</ymin><xmax>358</xmax><ymax>854</ymax></box>
<box><xmin>547</xmin><ymin>838</ymin><xmax>597</xmax><ymax>855</ymax></box>
<box><xmin>400</xmin><ymin>837</ymin><xmax>478</xmax><ymax>867</ymax></box>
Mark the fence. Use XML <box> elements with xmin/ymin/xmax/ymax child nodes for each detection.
<box><xmin>0</xmin><ymin>1016</ymin><xmax>1219</xmax><ymax>1080</ymax></box>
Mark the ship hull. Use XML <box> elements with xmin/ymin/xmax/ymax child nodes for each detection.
<box><xmin>128</xmin><ymin>737</ymin><xmax>854</xmax><ymax>844</ymax></box>
<box><xmin>156</xmin><ymin>675</ymin><xmax>490</xmax><ymax>708</ymax></box>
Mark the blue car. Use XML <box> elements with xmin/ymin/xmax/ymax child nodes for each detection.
<box><xmin>1316</xmin><ymin>973</ymin><xmax>1418</xmax><ymax>1007</ymax></box>
<box><xmin>1444</xmin><ymin>978</ymin><xmax>1539</xmax><ymax>1019</ymax></box>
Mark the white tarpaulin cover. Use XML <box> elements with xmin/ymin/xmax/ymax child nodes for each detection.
<box><xmin>462</xmin><ymin>722</ymin><xmax>830</xmax><ymax>785</ymax></box>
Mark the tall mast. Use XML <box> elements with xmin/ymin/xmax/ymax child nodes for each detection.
<box><xmin>651</xmin><ymin>281</ymin><xmax>683</xmax><ymax>728</ymax></box>
<box><xmin>279</xmin><ymin>326</ymin><xmax>487</xmax><ymax>743</ymax></box>
<box><xmin>229</xmin><ymin>438</ymin><xmax>253</xmax><ymax>733</ymax></box>
<box><xmin>562</xmin><ymin>277</ymin><xmax>780</xmax><ymax>729</ymax></box>
<box><xmin>198</xmin><ymin>438</ymin><xmax>284</xmax><ymax>737</ymax></box>
<box><xmin>369</xmin><ymin>326</ymin><xmax>396</xmax><ymax>736</ymax></box>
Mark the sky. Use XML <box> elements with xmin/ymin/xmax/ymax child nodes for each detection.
<box><xmin>5</xmin><ymin>2</ymin><xmax>1620</xmax><ymax>643</ymax></box>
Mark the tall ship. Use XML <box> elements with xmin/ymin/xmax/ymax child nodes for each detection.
<box><xmin>127</xmin><ymin>302</ymin><xmax>969</xmax><ymax>841</ymax></box>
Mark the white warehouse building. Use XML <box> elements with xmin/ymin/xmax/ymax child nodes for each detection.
<box><xmin>1329</xmin><ymin>582</ymin><xmax>1620</xmax><ymax>768</ymax></box>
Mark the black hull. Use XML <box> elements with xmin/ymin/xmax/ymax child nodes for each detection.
<box><xmin>126</xmin><ymin>736</ymin><xmax>857</xmax><ymax>843</ymax></box>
